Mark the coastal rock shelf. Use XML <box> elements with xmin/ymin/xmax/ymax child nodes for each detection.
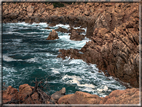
<box><xmin>2</xmin><ymin>2</ymin><xmax>140</xmax><ymax>104</ymax></box>
<box><xmin>2</xmin><ymin>84</ymin><xmax>139</xmax><ymax>104</ymax></box>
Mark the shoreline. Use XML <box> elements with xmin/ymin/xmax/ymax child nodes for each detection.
<box><xmin>2</xmin><ymin>83</ymin><xmax>139</xmax><ymax>104</ymax></box>
<box><xmin>2</xmin><ymin>2</ymin><xmax>140</xmax><ymax>104</ymax></box>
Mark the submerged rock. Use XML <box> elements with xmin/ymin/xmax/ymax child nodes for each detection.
<box><xmin>46</xmin><ymin>29</ymin><xmax>59</xmax><ymax>40</ymax></box>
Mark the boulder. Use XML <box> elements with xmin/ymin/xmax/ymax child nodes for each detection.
<box><xmin>58</xmin><ymin>91</ymin><xmax>102</xmax><ymax>104</ymax></box>
<box><xmin>46</xmin><ymin>29</ymin><xmax>59</xmax><ymax>40</ymax></box>
<box><xmin>2</xmin><ymin>86</ymin><xmax>19</xmax><ymax>104</ymax></box>
<box><xmin>51</xmin><ymin>87</ymin><xmax>66</xmax><ymax>102</ymax></box>
<box><xmin>18</xmin><ymin>84</ymin><xmax>33</xmax><ymax>101</ymax></box>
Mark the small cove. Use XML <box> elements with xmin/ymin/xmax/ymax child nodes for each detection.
<box><xmin>2</xmin><ymin>22</ymin><xmax>126</xmax><ymax>97</ymax></box>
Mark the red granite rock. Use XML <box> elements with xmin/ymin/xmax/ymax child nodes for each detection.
<box><xmin>2</xmin><ymin>86</ymin><xmax>19</xmax><ymax>104</ymax></box>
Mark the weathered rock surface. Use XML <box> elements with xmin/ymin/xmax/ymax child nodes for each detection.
<box><xmin>3</xmin><ymin>85</ymin><xmax>139</xmax><ymax>104</ymax></box>
<box><xmin>57</xmin><ymin>3</ymin><xmax>140</xmax><ymax>87</ymax></box>
<box><xmin>58</xmin><ymin>91</ymin><xmax>102</xmax><ymax>104</ymax></box>
<box><xmin>99</xmin><ymin>88</ymin><xmax>139</xmax><ymax>104</ymax></box>
<box><xmin>46</xmin><ymin>29</ymin><xmax>59</xmax><ymax>40</ymax></box>
<box><xmin>2</xmin><ymin>84</ymin><xmax>53</xmax><ymax>104</ymax></box>
<box><xmin>58</xmin><ymin>88</ymin><xmax>140</xmax><ymax>104</ymax></box>
<box><xmin>17</xmin><ymin>84</ymin><xmax>44</xmax><ymax>104</ymax></box>
<box><xmin>2</xmin><ymin>86</ymin><xmax>19</xmax><ymax>104</ymax></box>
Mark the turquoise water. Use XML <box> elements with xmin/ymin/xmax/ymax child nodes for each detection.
<box><xmin>2</xmin><ymin>22</ymin><xmax>126</xmax><ymax>97</ymax></box>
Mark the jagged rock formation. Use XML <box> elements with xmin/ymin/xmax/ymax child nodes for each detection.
<box><xmin>57</xmin><ymin>3</ymin><xmax>140</xmax><ymax>87</ymax></box>
<box><xmin>2</xmin><ymin>84</ymin><xmax>53</xmax><ymax>104</ymax></box>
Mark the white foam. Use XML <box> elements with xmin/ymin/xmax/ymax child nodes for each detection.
<box><xmin>12</xmin><ymin>39</ymin><xmax>22</xmax><ymax>43</ymax></box>
<box><xmin>46</xmin><ymin>53</ymin><xmax>53</xmax><ymax>56</ymax></box>
<box><xmin>3</xmin><ymin>55</ymin><xmax>16</xmax><ymax>62</ymax></box>
<box><xmin>33</xmin><ymin>22</ymin><xmax>48</xmax><ymax>27</ymax></box>
<box><xmin>11</xmin><ymin>22</ymin><xmax>48</xmax><ymax>28</ymax></box>
<box><xmin>80</xmin><ymin>87</ymin><xmax>95</xmax><ymax>92</ymax></box>
<box><xmin>73</xmin><ymin>40</ymin><xmax>88</xmax><ymax>48</ymax></box>
<box><xmin>97</xmin><ymin>85</ymin><xmax>108</xmax><ymax>92</ymax></box>
<box><xmin>51</xmin><ymin>68</ymin><xmax>60</xmax><ymax>74</ymax></box>
<box><xmin>62</xmin><ymin>75</ymin><xmax>81</xmax><ymax>84</ymax></box>
<box><xmin>78</xmin><ymin>83</ymin><xmax>95</xmax><ymax>88</ymax></box>
<box><xmin>73</xmin><ymin>26</ymin><xmax>87</xmax><ymax>32</ymax></box>
<box><xmin>59</xmin><ymin>34</ymin><xmax>90</xmax><ymax>48</ymax></box>
<box><xmin>69</xmin><ymin>59</ymin><xmax>83</xmax><ymax>64</ymax></box>
<box><xmin>17</xmin><ymin>22</ymin><xmax>31</xmax><ymax>26</ymax></box>
<box><xmin>3</xmin><ymin>66</ymin><xmax>17</xmax><ymax>73</ymax></box>
<box><xmin>55</xmin><ymin>24</ymin><xmax>70</xmax><ymax>28</ymax></box>
<box><xmin>26</xmin><ymin>57</ymin><xmax>37</xmax><ymax>63</ymax></box>
<box><xmin>3</xmin><ymin>55</ymin><xmax>38</xmax><ymax>63</ymax></box>
<box><xmin>62</xmin><ymin>75</ymin><xmax>95</xmax><ymax>89</ymax></box>
<box><xmin>59</xmin><ymin>34</ymin><xmax>70</xmax><ymax>41</ymax></box>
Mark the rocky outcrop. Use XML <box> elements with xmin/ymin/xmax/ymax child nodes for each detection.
<box><xmin>46</xmin><ymin>29</ymin><xmax>59</xmax><ymax>40</ymax></box>
<box><xmin>57</xmin><ymin>3</ymin><xmax>140</xmax><ymax>88</ymax></box>
<box><xmin>58</xmin><ymin>91</ymin><xmax>102</xmax><ymax>104</ymax></box>
<box><xmin>2</xmin><ymin>84</ymin><xmax>53</xmax><ymax>104</ymax></box>
<box><xmin>58</xmin><ymin>88</ymin><xmax>139</xmax><ymax>104</ymax></box>
<box><xmin>3</xmin><ymin>86</ymin><xmax>19</xmax><ymax>104</ymax></box>
<box><xmin>99</xmin><ymin>88</ymin><xmax>139</xmax><ymax>104</ymax></box>
<box><xmin>3</xmin><ymin>85</ymin><xmax>139</xmax><ymax>104</ymax></box>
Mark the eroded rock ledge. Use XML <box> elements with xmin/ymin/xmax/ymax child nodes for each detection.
<box><xmin>2</xmin><ymin>84</ymin><xmax>140</xmax><ymax>104</ymax></box>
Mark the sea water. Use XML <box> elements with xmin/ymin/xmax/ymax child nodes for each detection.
<box><xmin>2</xmin><ymin>22</ymin><xmax>126</xmax><ymax>97</ymax></box>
